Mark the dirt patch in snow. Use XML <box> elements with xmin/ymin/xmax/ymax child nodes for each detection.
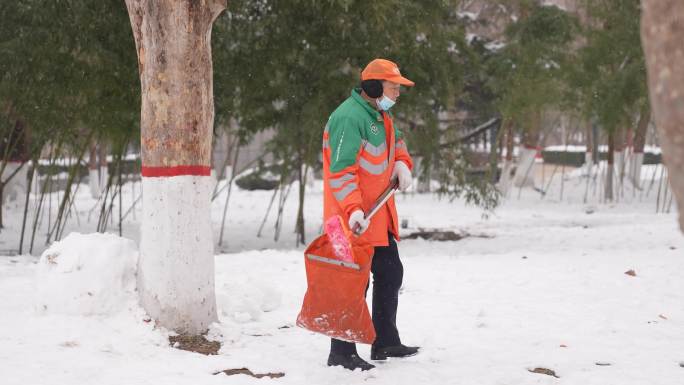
<box><xmin>168</xmin><ymin>335</ymin><xmax>220</xmax><ymax>355</ymax></box>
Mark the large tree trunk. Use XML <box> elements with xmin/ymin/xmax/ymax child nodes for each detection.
<box><xmin>641</xmin><ymin>0</ymin><xmax>684</xmax><ymax>232</ymax></box>
<box><xmin>126</xmin><ymin>0</ymin><xmax>226</xmax><ymax>334</ymax></box>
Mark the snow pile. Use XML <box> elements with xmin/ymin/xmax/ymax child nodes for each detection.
<box><xmin>217</xmin><ymin>277</ymin><xmax>282</xmax><ymax>323</ymax></box>
<box><xmin>35</xmin><ymin>232</ymin><xmax>138</xmax><ymax>316</ymax></box>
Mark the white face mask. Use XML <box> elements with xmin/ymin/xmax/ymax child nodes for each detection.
<box><xmin>376</xmin><ymin>95</ymin><xmax>396</xmax><ymax>111</ymax></box>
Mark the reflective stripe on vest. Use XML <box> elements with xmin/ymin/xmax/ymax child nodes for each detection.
<box><xmin>329</xmin><ymin>173</ymin><xmax>354</xmax><ymax>189</ymax></box>
<box><xmin>333</xmin><ymin>182</ymin><xmax>358</xmax><ymax>201</ymax></box>
<box><xmin>359</xmin><ymin>157</ymin><xmax>388</xmax><ymax>175</ymax></box>
<box><xmin>362</xmin><ymin>140</ymin><xmax>387</xmax><ymax>157</ymax></box>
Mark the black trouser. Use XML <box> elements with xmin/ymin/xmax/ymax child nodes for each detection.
<box><xmin>330</xmin><ymin>233</ymin><xmax>404</xmax><ymax>355</ymax></box>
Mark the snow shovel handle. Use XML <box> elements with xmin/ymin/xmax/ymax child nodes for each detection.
<box><xmin>352</xmin><ymin>178</ymin><xmax>400</xmax><ymax>235</ymax></box>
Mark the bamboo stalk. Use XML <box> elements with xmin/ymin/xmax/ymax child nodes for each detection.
<box><xmin>30</xmin><ymin>145</ymin><xmax>61</xmax><ymax>254</ymax></box>
<box><xmin>57</xmin><ymin>168</ymin><xmax>86</xmax><ymax>241</ymax></box>
<box><xmin>257</xmin><ymin>187</ymin><xmax>278</xmax><ymax>238</ymax></box>
<box><xmin>119</xmin><ymin>155</ymin><xmax>123</xmax><ymax>236</ymax></box>
<box><xmin>274</xmin><ymin>177</ymin><xmax>293</xmax><ymax>242</ymax></box>
<box><xmin>218</xmin><ymin>144</ymin><xmax>241</xmax><ymax>247</ymax></box>
<box><xmin>655</xmin><ymin>165</ymin><xmax>666</xmax><ymax>213</ymax></box>
<box><xmin>18</xmin><ymin>158</ymin><xmax>37</xmax><ymax>254</ymax></box>
<box><xmin>48</xmin><ymin>138</ymin><xmax>91</xmax><ymax>242</ymax></box>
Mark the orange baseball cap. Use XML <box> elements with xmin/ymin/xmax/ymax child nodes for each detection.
<box><xmin>361</xmin><ymin>59</ymin><xmax>415</xmax><ymax>87</ymax></box>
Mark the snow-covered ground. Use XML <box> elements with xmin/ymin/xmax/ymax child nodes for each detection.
<box><xmin>1</xmin><ymin>166</ymin><xmax>683</xmax><ymax>384</ymax></box>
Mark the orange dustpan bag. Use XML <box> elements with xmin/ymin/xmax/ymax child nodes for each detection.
<box><xmin>296</xmin><ymin>233</ymin><xmax>376</xmax><ymax>344</ymax></box>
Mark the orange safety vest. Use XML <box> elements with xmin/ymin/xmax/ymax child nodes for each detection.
<box><xmin>322</xmin><ymin>89</ymin><xmax>413</xmax><ymax>247</ymax></box>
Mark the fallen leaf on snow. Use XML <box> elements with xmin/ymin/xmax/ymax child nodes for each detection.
<box><xmin>624</xmin><ymin>269</ymin><xmax>637</xmax><ymax>277</ymax></box>
<box><xmin>214</xmin><ymin>368</ymin><xmax>285</xmax><ymax>379</ymax></box>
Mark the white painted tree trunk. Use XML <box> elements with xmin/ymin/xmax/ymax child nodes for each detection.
<box><xmin>89</xmin><ymin>144</ymin><xmax>101</xmax><ymax>199</ymax></box>
<box><xmin>1</xmin><ymin>161</ymin><xmax>28</xmax><ymax>206</ymax></box>
<box><xmin>513</xmin><ymin>147</ymin><xmax>537</xmax><ymax>188</ymax></box>
<box><xmin>614</xmin><ymin>150</ymin><xmax>626</xmax><ymax>182</ymax></box>
<box><xmin>496</xmin><ymin>160</ymin><xmax>515</xmax><ymax>194</ymax></box>
<box><xmin>583</xmin><ymin>152</ymin><xmax>593</xmax><ymax>176</ymax></box>
<box><xmin>630</xmin><ymin>152</ymin><xmax>644</xmax><ymax>188</ymax></box>
<box><xmin>497</xmin><ymin>120</ymin><xmax>515</xmax><ymax>194</ymax></box>
<box><xmin>98</xmin><ymin>166</ymin><xmax>108</xmax><ymax>193</ymax></box>
<box><xmin>139</xmin><ymin>176</ymin><xmax>216</xmax><ymax>333</ymax></box>
<box><xmin>224</xmin><ymin>165</ymin><xmax>233</xmax><ymax>183</ymax></box>
<box><xmin>412</xmin><ymin>156</ymin><xmax>430</xmax><ymax>193</ymax></box>
<box><xmin>89</xmin><ymin>169</ymin><xmax>101</xmax><ymax>199</ymax></box>
<box><xmin>306</xmin><ymin>166</ymin><xmax>315</xmax><ymax>188</ymax></box>
<box><xmin>31</xmin><ymin>167</ymin><xmax>39</xmax><ymax>194</ymax></box>
<box><xmin>97</xmin><ymin>142</ymin><xmax>109</xmax><ymax>194</ymax></box>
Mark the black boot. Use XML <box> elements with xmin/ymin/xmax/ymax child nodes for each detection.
<box><xmin>327</xmin><ymin>353</ymin><xmax>376</xmax><ymax>371</ymax></box>
<box><xmin>370</xmin><ymin>344</ymin><xmax>420</xmax><ymax>361</ymax></box>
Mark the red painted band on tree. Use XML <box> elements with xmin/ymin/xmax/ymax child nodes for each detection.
<box><xmin>141</xmin><ymin>165</ymin><xmax>211</xmax><ymax>177</ymax></box>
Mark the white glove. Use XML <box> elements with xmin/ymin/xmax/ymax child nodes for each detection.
<box><xmin>348</xmin><ymin>210</ymin><xmax>370</xmax><ymax>235</ymax></box>
<box><xmin>391</xmin><ymin>161</ymin><xmax>412</xmax><ymax>192</ymax></box>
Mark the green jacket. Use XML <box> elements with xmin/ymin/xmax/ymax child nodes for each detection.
<box><xmin>326</xmin><ymin>88</ymin><xmax>405</xmax><ymax>173</ymax></box>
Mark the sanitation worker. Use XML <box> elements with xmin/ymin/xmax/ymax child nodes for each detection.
<box><xmin>321</xmin><ymin>58</ymin><xmax>419</xmax><ymax>371</ymax></box>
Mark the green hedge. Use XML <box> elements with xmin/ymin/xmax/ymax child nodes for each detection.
<box><xmin>235</xmin><ymin>172</ymin><xmax>279</xmax><ymax>190</ymax></box>
<box><xmin>31</xmin><ymin>158</ymin><xmax>141</xmax><ymax>179</ymax></box>
<box><xmin>234</xmin><ymin>164</ymin><xmax>281</xmax><ymax>191</ymax></box>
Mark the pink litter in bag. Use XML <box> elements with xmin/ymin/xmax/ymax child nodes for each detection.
<box><xmin>324</xmin><ymin>215</ymin><xmax>354</xmax><ymax>263</ymax></box>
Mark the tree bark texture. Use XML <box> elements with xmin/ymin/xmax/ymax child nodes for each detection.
<box><xmin>127</xmin><ymin>0</ymin><xmax>225</xmax><ymax>171</ymax></box>
<box><xmin>641</xmin><ymin>0</ymin><xmax>684</xmax><ymax>231</ymax></box>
